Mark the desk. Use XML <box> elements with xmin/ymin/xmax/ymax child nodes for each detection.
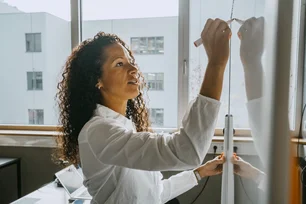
<box><xmin>12</xmin><ymin>181</ymin><xmax>90</xmax><ymax>204</ymax></box>
<box><xmin>0</xmin><ymin>157</ymin><xmax>21</xmax><ymax>198</ymax></box>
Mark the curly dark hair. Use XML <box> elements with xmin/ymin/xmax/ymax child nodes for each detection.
<box><xmin>54</xmin><ymin>32</ymin><xmax>151</xmax><ymax>166</ymax></box>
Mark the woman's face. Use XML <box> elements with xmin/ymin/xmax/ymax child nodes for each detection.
<box><xmin>99</xmin><ymin>43</ymin><xmax>140</xmax><ymax>102</ymax></box>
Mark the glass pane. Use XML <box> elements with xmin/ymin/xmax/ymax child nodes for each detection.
<box><xmin>142</xmin><ymin>73</ymin><xmax>148</xmax><ymax>80</ymax></box>
<box><xmin>28</xmin><ymin>109</ymin><xmax>35</xmax><ymax>124</ymax></box>
<box><xmin>37</xmin><ymin>109</ymin><xmax>44</xmax><ymax>124</ymax></box>
<box><xmin>34</xmin><ymin>33</ymin><xmax>42</xmax><ymax>52</ymax></box>
<box><xmin>147</xmin><ymin>37</ymin><xmax>156</xmax><ymax>54</ymax></box>
<box><xmin>147</xmin><ymin>73</ymin><xmax>156</xmax><ymax>80</ymax></box>
<box><xmin>188</xmin><ymin>0</ymin><xmax>272</xmax><ymax>203</ymax></box>
<box><xmin>150</xmin><ymin>108</ymin><xmax>164</xmax><ymax>127</ymax></box>
<box><xmin>156</xmin><ymin>73</ymin><xmax>164</xmax><ymax>80</ymax></box>
<box><xmin>131</xmin><ymin>37</ymin><xmax>139</xmax><ymax>54</ymax></box>
<box><xmin>27</xmin><ymin>72</ymin><xmax>33</xmax><ymax>90</ymax></box>
<box><xmin>82</xmin><ymin>0</ymin><xmax>179</xmax><ymax>129</ymax></box>
<box><xmin>156</xmin><ymin>36</ymin><xmax>164</xmax><ymax>53</ymax></box>
<box><xmin>0</xmin><ymin>0</ymin><xmax>71</xmax><ymax>125</ymax></box>
<box><xmin>228</xmin><ymin>0</ymin><xmax>266</xmax><ymax>130</ymax></box>
<box><xmin>139</xmin><ymin>37</ymin><xmax>147</xmax><ymax>54</ymax></box>
<box><xmin>189</xmin><ymin>0</ymin><xmax>232</xmax><ymax>129</ymax></box>
<box><xmin>25</xmin><ymin>33</ymin><xmax>34</xmax><ymax>52</ymax></box>
<box><xmin>189</xmin><ymin>0</ymin><xmax>300</xmax><ymax>203</ymax></box>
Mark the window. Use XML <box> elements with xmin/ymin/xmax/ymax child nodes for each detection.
<box><xmin>1</xmin><ymin>0</ymin><xmax>301</xmax><ymax>136</ymax></box>
<box><xmin>149</xmin><ymin>108</ymin><xmax>164</xmax><ymax>127</ymax></box>
<box><xmin>0</xmin><ymin>1</ymin><xmax>71</xmax><ymax>125</ymax></box>
<box><xmin>28</xmin><ymin>109</ymin><xmax>44</xmax><ymax>124</ymax></box>
<box><xmin>188</xmin><ymin>0</ymin><xmax>302</xmax><ymax>131</ymax></box>
<box><xmin>82</xmin><ymin>1</ymin><xmax>178</xmax><ymax>129</ymax></box>
<box><xmin>25</xmin><ymin>33</ymin><xmax>42</xmax><ymax>52</ymax></box>
<box><xmin>27</xmin><ymin>72</ymin><xmax>43</xmax><ymax>90</ymax></box>
<box><xmin>143</xmin><ymin>73</ymin><xmax>164</xmax><ymax>91</ymax></box>
<box><xmin>131</xmin><ymin>37</ymin><xmax>164</xmax><ymax>54</ymax></box>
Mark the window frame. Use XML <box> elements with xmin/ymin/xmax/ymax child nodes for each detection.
<box><xmin>27</xmin><ymin>71</ymin><xmax>43</xmax><ymax>91</ymax></box>
<box><xmin>0</xmin><ymin>0</ymin><xmax>304</xmax><ymax>139</ymax></box>
<box><xmin>149</xmin><ymin>108</ymin><xmax>164</xmax><ymax>127</ymax></box>
<box><xmin>25</xmin><ymin>33</ymin><xmax>42</xmax><ymax>52</ymax></box>
<box><xmin>28</xmin><ymin>109</ymin><xmax>44</xmax><ymax>125</ymax></box>
<box><xmin>143</xmin><ymin>73</ymin><xmax>164</xmax><ymax>91</ymax></box>
<box><xmin>130</xmin><ymin>36</ymin><xmax>164</xmax><ymax>55</ymax></box>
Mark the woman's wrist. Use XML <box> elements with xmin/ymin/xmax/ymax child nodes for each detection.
<box><xmin>193</xmin><ymin>168</ymin><xmax>202</xmax><ymax>182</ymax></box>
<box><xmin>207</xmin><ymin>61</ymin><xmax>227</xmax><ymax>74</ymax></box>
<box><xmin>194</xmin><ymin>167</ymin><xmax>206</xmax><ymax>180</ymax></box>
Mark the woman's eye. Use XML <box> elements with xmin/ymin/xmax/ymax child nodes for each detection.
<box><xmin>116</xmin><ymin>62</ymin><xmax>123</xmax><ymax>67</ymax></box>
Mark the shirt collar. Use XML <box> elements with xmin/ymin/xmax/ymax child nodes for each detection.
<box><xmin>94</xmin><ymin>104</ymin><xmax>135</xmax><ymax>130</ymax></box>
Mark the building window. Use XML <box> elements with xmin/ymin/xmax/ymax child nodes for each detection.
<box><xmin>28</xmin><ymin>109</ymin><xmax>44</xmax><ymax>124</ymax></box>
<box><xmin>143</xmin><ymin>73</ymin><xmax>164</xmax><ymax>91</ymax></box>
<box><xmin>131</xmin><ymin>37</ymin><xmax>164</xmax><ymax>54</ymax></box>
<box><xmin>27</xmin><ymin>71</ymin><xmax>43</xmax><ymax>90</ymax></box>
<box><xmin>149</xmin><ymin>108</ymin><xmax>164</xmax><ymax>127</ymax></box>
<box><xmin>25</xmin><ymin>33</ymin><xmax>42</xmax><ymax>52</ymax></box>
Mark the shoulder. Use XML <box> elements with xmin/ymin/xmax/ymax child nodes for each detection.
<box><xmin>79</xmin><ymin>116</ymin><xmax>128</xmax><ymax>142</ymax></box>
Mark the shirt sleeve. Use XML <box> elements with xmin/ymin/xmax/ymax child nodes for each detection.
<box><xmin>160</xmin><ymin>170</ymin><xmax>198</xmax><ymax>203</ymax></box>
<box><xmin>246</xmin><ymin>98</ymin><xmax>268</xmax><ymax>166</ymax></box>
<box><xmin>86</xmin><ymin>95</ymin><xmax>220</xmax><ymax>171</ymax></box>
<box><xmin>254</xmin><ymin>171</ymin><xmax>266</xmax><ymax>191</ymax></box>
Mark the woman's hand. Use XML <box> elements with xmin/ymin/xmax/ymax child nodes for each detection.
<box><xmin>231</xmin><ymin>153</ymin><xmax>263</xmax><ymax>181</ymax></box>
<box><xmin>238</xmin><ymin>17</ymin><xmax>265</xmax><ymax>66</ymax></box>
<box><xmin>195</xmin><ymin>154</ymin><xmax>225</xmax><ymax>178</ymax></box>
<box><xmin>199</xmin><ymin>18</ymin><xmax>231</xmax><ymax>100</ymax></box>
<box><xmin>201</xmin><ymin>18</ymin><xmax>232</xmax><ymax>71</ymax></box>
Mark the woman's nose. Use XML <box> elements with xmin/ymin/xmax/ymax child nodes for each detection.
<box><xmin>129</xmin><ymin>65</ymin><xmax>139</xmax><ymax>77</ymax></box>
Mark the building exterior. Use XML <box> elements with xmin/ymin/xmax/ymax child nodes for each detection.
<box><xmin>0</xmin><ymin>2</ymin><xmax>178</xmax><ymax>128</ymax></box>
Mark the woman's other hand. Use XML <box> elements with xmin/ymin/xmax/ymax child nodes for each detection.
<box><xmin>196</xmin><ymin>154</ymin><xmax>225</xmax><ymax>178</ymax></box>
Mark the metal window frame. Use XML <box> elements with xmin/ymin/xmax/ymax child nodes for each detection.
<box><xmin>28</xmin><ymin>109</ymin><xmax>44</xmax><ymax>125</ymax></box>
<box><xmin>71</xmin><ymin>0</ymin><xmax>82</xmax><ymax>49</ymax></box>
<box><xmin>149</xmin><ymin>108</ymin><xmax>164</xmax><ymax>127</ymax></box>
<box><xmin>143</xmin><ymin>72</ymin><xmax>164</xmax><ymax>91</ymax></box>
<box><xmin>290</xmin><ymin>0</ymin><xmax>305</xmax><ymax>137</ymax></box>
<box><xmin>130</xmin><ymin>36</ymin><xmax>164</xmax><ymax>55</ymax></box>
<box><xmin>25</xmin><ymin>33</ymin><xmax>42</xmax><ymax>52</ymax></box>
<box><xmin>177</xmin><ymin>0</ymin><xmax>189</xmax><ymax>128</ymax></box>
<box><xmin>27</xmin><ymin>71</ymin><xmax>43</xmax><ymax>91</ymax></box>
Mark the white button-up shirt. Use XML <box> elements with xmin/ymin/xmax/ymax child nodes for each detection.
<box><xmin>78</xmin><ymin>95</ymin><xmax>220</xmax><ymax>204</ymax></box>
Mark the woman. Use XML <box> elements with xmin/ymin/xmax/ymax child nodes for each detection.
<box><xmin>55</xmin><ymin>18</ymin><xmax>231</xmax><ymax>204</ymax></box>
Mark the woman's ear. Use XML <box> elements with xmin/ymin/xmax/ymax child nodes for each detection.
<box><xmin>95</xmin><ymin>80</ymin><xmax>103</xmax><ymax>89</ymax></box>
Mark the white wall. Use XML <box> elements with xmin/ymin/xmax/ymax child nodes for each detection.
<box><xmin>44</xmin><ymin>13</ymin><xmax>70</xmax><ymax>125</ymax></box>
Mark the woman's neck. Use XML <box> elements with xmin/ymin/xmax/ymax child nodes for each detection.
<box><xmin>101</xmin><ymin>98</ymin><xmax>127</xmax><ymax>116</ymax></box>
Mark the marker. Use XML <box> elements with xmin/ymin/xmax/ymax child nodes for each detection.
<box><xmin>194</xmin><ymin>18</ymin><xmax>244</xmax><ymax>47</ymax></box>
<box><xmin>233</xmin><ymin>18</ymin><xmax>245</xmax><ymax>25</ymax></box>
